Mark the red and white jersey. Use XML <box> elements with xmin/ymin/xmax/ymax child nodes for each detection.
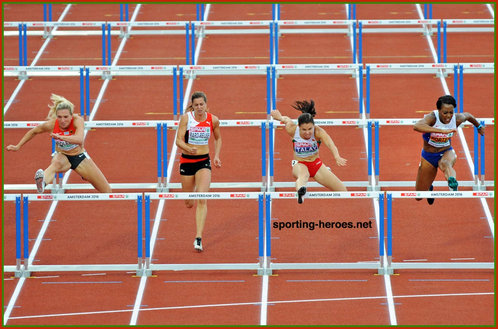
<box><xmin>53</xmin><ymin>118</ymin><xmax>79</xmax><ymax>152</ymax></box>
<box><xmin>185</xmin><ymin>111</ymin><xmax>213</xmax><ymax>145</ymax></box>
<box><xmin>292</xmin><ymin>127</ymin><xmax>320</xmax><ymax>158</ymax></box>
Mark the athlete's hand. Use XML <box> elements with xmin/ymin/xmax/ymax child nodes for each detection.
<box><xmin>213</xmin><ymin>156</ymin><xmax>222</xmax><ymax>168</ymax></box>
<box><xmin>270</xmin><ymin>109</ymin><xmax>282</xmax><ymax>121</ymax></box>
<box><xmin>477</xmin><ymin>126</ymin><xmax>485</xmax><ymax>136</ymax></box>
<box><xmin>5</xmin><ymin>144</ymin><xmax>20</xmax><ymax>151</ymax></box>
<box><xmin>50</xmin><ymin>132</ymin><xmax>63</xmax><ymax>140</ymax></box>
<box><xmin>188</xmin><ymin>147</ymin><xmax>198</xmax><ymax>155</ymax></box>
<box><xmin>335</xmin><ymin>156</ymin><xmax>347</xmax><ymax>166</ymax></box>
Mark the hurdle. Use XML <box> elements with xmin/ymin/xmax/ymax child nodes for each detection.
<box><xmin>142</xmin><ymin>192</ymin><xmax>265</xmax><ymax>275</ymax></box>
<box><xmin>384</xmin><ymin>191</ymin><xmax>495</xmax><ymax>274</ymax></box>
<box><xmin>3</xmin><ymin>195</ymin><xmax>25</xmax><ymax>274</ymax></box>
<box><xmin>266</xmin><ymin>191</ymin><xmax>385</xmax><ymax>275</ymax></box>
<box><xmin>120</xmin><ymin>4</ymin><xmax>129</xmax><ymax>22</ymax></box>
<box><xmin>3</xmin><ymin>193</ymin><xmax>143</xmax><ymax>278</ymax></box>
<box><xmin>3</xmin><ymin>118</ymin><xmax>271</xmax><ymax>192</ymax></box>
<box><xmin>369</xmin><ymin>118</ymin><xmax>494</xmax><ymax>190</ymax></box>
<box><xmin>5</xmin><ymin>115</ymin><xmax>492</xmax><ymax>192</ymax></box>
<box><xmin>268</xmin><ymin>64</ymin><xmax>362</xmax><ymax>117</ymax></box>
<box><xmin>357</xmin><ymin>19</ymin><xmax>440</xmax><ymax>63</ymax></box>
<box><xmin>474</xmin><ymin>121</ymin><xmax>486</xmax><ymax>186</ymax></box>
<box><xmin>438</xmin><ymin>19</ymin><xmax>494</xmax><ymax>63</ymax></box>
<box><xmin>452</xmin><ymin>63</ymin><xmax>494</xmax><ymax>113</ymax></box>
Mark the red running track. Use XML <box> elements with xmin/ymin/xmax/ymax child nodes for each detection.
<box><xmin>3</xmin><ymin>3</ymin><xmax>494</xmax><ymax>326</ymax></box>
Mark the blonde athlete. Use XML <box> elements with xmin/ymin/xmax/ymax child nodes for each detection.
<box><xmin>176</xmin><ymin>91</ymin><xmax>222</xmax><ymax>252</ymax></box>
<box><xmin>6</xmin><ymin>94</ymin><xmax>111</xmax><ymax>193</ymax></box>
<box><xmin>271</xmin><ymin>99</ymin><xmax>347</xmax><ymax>204</ymax></box>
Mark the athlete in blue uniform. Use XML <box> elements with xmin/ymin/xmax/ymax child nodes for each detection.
<box><xmin>414</xmin><ymin>95</ymin><xmax>484</xmax><ymax>204</ymax></box>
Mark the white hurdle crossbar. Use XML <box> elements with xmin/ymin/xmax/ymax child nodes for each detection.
<box><xmin>266</xmin><ymin>191</ymin><xmax>385</xmax><ymax>274</ymax></box>
<box><xmin>143</xmin><ymin>192</ymin><xmax>264</xmax><ymax>274</ymax></box>
<box><xmin>3</xmin><ymin>193</ymin><xmax>144</xmax><ymax>278</ymax></box>
<box><xmin>4</xmin><ymin>191</ymin><xmax>494</xmax><ymax>276</ymax></box>
<box><xmin>4</xmin><ymin>117</ymin><xmax>494</xmax><ymax>192</ymax></box>
<box><xmin>385</xmin><ymin>191</ymin><xmax>495</xmax><ymax>274</ymax></box>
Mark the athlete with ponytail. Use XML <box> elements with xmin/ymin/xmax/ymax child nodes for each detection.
<box><xmin>176</xmin><ymin>91</ymin><xmax>222</xmax><ymax>251</ymax></box>
<box><xmin>6</xmin><ymin>94</ymin><xmax>111</xmax><ymax>193</ymax></box>
<box><xmin>271</xmin><ymin>100</ymin><xmax>347</xmax><ymax>204</ymax></box>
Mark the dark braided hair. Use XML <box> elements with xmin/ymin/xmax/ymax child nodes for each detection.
<box><xmin>292</xmin><ymin>99</ymin><xmax>316</xmax><ymax>126</ymax></box>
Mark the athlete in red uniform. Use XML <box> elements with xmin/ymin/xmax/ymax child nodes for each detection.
<box><xmin>6</xmin><ymin>94</ymin><xmax>111</xmax><ymax>193</ymax></box>
<box><xmin>176</xmin><ymin>91</ymin><xmax>222</xmax><ymax>251</ymax></box>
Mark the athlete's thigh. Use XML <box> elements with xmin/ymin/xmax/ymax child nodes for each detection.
<box><xmin>313</xmin><ymin>165</ymin><xmax>346</xmax><ymax>191</ymax></box>
<box><xmin>292</xmin><ymin>163</ymin><xmax>309</xmax><ymax>179</ymax></box>
<box><xmin>51</xmin><ymin>153</ymin><xmax>71</xmax><ymax>172</ymax></box>
<box><xmin>194</xmin><ymin>168</ymin><xmax>212</xmax><ymax>192</ymax></box>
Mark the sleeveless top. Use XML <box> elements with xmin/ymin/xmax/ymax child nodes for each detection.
<box><xmin>422</xmin><ymin>110</ymin><xmax>456</xmax><ymax>148</ymax></box>
<box><xmin>292</xmin><ymin>127</ymin><xmax>320</xmax><ymax>158</ymax></box>
<box><xmin>185</xmin><ymin>111</ymin><xmax>213</xmax><ymax>145</ymax></box>
<box><xmin>53</xmin><ymin>118</ymin><xmax>79</xmax><ymax>152</ymax></box>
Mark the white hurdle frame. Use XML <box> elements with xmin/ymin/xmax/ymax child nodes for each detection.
<box><xmin>266</xmin><ymin>191</ymin><xmax>386</xmax><ymax>275</ymax></box>
<box><xmin>3</xmin><ymin>193</ymin><xmax>144</xmax><ymax>278</ymax></box>
<box><xmin>143</xmin><ymin>192</ymin><xmax>265</xmax><ymax>275</ymax></box>
<box><xmin>4</xmin><ymin>190</ymin><xmax>494</xmax><ymax>276</ymax></box>
<box><xmin>384</xmin><ymin>191</ymin><xmax>495</xmax><ymax>274</ymax></box>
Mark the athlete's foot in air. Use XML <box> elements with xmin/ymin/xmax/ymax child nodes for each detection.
<box><xmin>448</xmin><ymin>177</ymin><xmax>458</xmax><ymax>191</ymax></box>
<box><xmin>34</xmin><ymin>169</ymin><xmax>45</xmax><ymax>193</ymax></box>
<box><xmin>297</xmin><ymin>186</ymin><xmax>307</xmax><ymax>204</ymax></box>
<box><xmin>427</xmin><ymin>184</ymin><xmax>434</xmax><ymax>205</ymax></box>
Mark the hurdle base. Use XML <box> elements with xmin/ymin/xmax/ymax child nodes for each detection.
<box><xmin>14</xmin><ymin>268</ymin><xmax>31</xmax><ymax>278</ymax></box>
<box><xmin>119</xmin><ymin>27</ymin><xmax>130</xmax><ymax>39</ymax></box>
<box><xmin>18</xmin><ymin>71</ymin><xmax>29</xmax><ymax>81</ymax></box>
<box><xmin>377</xmin><ymin>267</ymin><xmax>394</xmax><ymax>275</ymax></box>
<box><xmin>136</xmin><ymin>268</ymin><xmax>153</xmax><ymax>277</ymax></box>
<box><xmin>435</xmin><ymin>68</ymin><xmax>449</xmax><ymax>78</ymax></box>
<box><xmin>257</xmin><ymin>267</ymin><xmax>273</xmax><ymax>275</ymax></box>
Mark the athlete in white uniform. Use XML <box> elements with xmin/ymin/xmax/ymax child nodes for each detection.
<box><xmin>271</xmin><ymin>99</ymin><xmax>347</xmax><ymax>204</ymax></box>
<box><xmin>414</xmin><ymin>95</ymin><xmax>485</xmax><ymax>204</ymax></box>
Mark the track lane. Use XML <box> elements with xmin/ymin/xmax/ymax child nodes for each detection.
<box><xmin>3</xmin><ymin>2</ymin><xmax>489</xmax><ymax>323</ymax></box>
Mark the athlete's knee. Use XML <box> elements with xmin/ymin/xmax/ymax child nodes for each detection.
<box><xmin>185</xmin><ymin>200</ymin><xmax>194</xmax><ymax>208</ymax></box>
<box><xmin>97</xmin><ymin>184</ymin><xmax>112</xmax><ymax>193</ymax></box>
<box><xmin>439</xmin><ymin>159</ymin><xmax>453</xmax><ymax>170</ymax></box>
<box><xmin>51</xmin><ymin>159</ymin><xmax>66</xmax><ymax>171</ymax></box>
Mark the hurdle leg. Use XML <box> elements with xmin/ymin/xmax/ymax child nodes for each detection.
<box><xmin>15</xmin><ymin>196</ymin><xmax>22</xmax><ymax>277</ymax></box>
<box><xmin>480</xmin><ymin>122</ymin><xmax>485</xmax><ymax>188</ymax></box>
<box><xmin>386</xmin><ymin>193</ymin><xmax>394</xmax><ymax>275</ymax></box>
<box><xmin>144</xmin><ymin>195</ymin><xmax>152</xmax><ymax>276</ymax></box>
<box><xmin>136</xmin><ymin>195</ymin><xmax>144</xmax><ymax>276</ymax></box>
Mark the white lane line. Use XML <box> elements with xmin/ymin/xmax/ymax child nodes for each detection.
<box><xmin>486</xmin><ymin>4</ymin><xmax>494</xmax><ymax>17</ymax></box>
<box><xmin>415</xmin><ymin>4</ymin><xmax>495</xmax><ymax>238</ymax></box>
<box><xmin>346</xmin><ymin>2</ymin><xmax>398</xmax><ymax>325</ymax></box>
<box><xmin>4</xmin><ymin>4</ymin><xmax>141</xmax><ymax>325</ymax></box>
<box><xmin>129</xmin><ymin>4</ymin><xmax>211</xmax><ymax>326</ymax></box>
<box><xmin>4</xmin><ymin>199</ymin><xmax>60</xmax><ymax>325</ymax></box>
<box><xmin>3</xmin><ymin>5</ymin><xmax>72</xmax><ymax>115</ymax></box>
<box><xmin>260</xmin><ymin>274</ymin><xmax>269</xmax><ymax>325</ymax></box>
<box><xmin>9</xmin><ymin>291</ymin><xmax>494</xmax><ymax>321</ymax></box>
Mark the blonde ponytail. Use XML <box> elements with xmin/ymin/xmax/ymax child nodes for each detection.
<box><xmin>47</xmin><ymin>94</ymin><xmax>74</xmax><ymax>119</ymax></box>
